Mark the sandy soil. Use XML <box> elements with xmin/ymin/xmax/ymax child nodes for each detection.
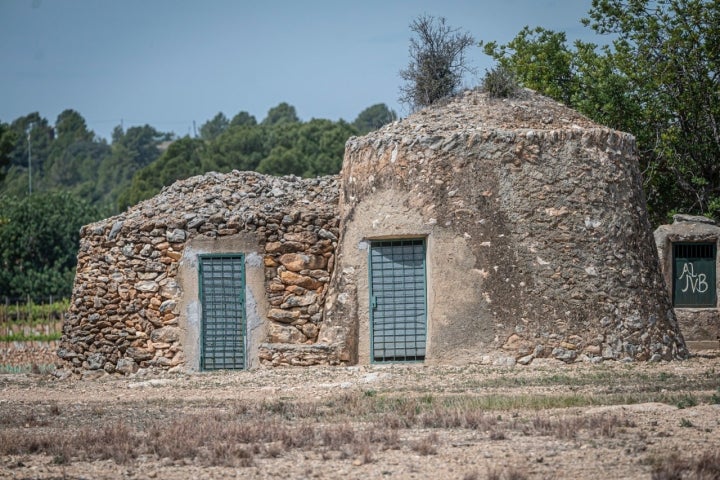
<box><xmin>1</xmin><ymin>355</ymin><xmax>719</xmax><ymax>480</ymax></box>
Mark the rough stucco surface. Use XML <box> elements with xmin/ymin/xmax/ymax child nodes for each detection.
<box><xmin>58</xmin><ymin>171</ymin><xmax>341</xmax><ymax>375</ymax></box>
<box><xmin>654</xmin><ymin>214</ymin><xmax>720</xmax><ymax>343</ymax></box>
<box><xmin>326</xmin><ymin>89</ymin><xmax>688</xmax><ymax>364</ymax></box>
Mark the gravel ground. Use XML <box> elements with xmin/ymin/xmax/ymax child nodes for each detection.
<box><xmin>1</xmin><ymin>354</ymin><xmax>719</xmax><ymax>479</ymax></box>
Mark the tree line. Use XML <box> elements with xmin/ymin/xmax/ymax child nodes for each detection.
<box><xmin>0</xmin><ymin>102</ymin><xmax>397</xmax><ymax>299</ymax></box>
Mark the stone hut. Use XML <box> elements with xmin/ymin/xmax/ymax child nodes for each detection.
<box><xmin>59</xmin><ymin>89</ymin><xmax>689</xmax><ymax>375</ymax></box>
<box><xmin>58</xmin><ymin>171</ymin><xmax>343</xmax><ymax>374</ymax></box>
<box><xmin>654</xmin><ymin>214</ymin><xmax>720</xmax><ymax>348</ymax></box>
<box><xmin>324</xmin><ymin>89</ymin><xmax>687</xmax><ymax>365</ymax></box>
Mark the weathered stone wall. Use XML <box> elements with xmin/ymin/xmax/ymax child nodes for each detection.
<box><xmin>326</xmin><ymin>89</ymin><xmax>688</xmax><ymax>365</ymax></box>
<box><xmin>654</xmin><ymin>214</ymin><xmax>720</xmax><ymax>347</ymax></box>
<box><xmin>58</xmin><ymin>171</ymin><xmax>342</xmax><ymax>375</ymax></box>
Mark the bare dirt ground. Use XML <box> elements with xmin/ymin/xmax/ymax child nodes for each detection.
<box><xmin>1</xmin><ymin>354</ymin><xmax>720</xmax><ymax>480</ymax></box>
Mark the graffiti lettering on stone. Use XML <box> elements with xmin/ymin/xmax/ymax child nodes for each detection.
<box><xmin>678</xmin><ymin>262</ymin><xmax>709</xmax><ymax>294</ymax></box>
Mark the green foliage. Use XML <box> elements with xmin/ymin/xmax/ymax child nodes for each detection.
<box><xmin>95</xmin><ymin>124</ymin><xmax>167</xmax><ymax>211</ymax></box>
<box><xmin>675</xmin><ymin>395</ymin><xmax>698</xmax><ymax>409</ymax></box>
<box><xmin>481</xmin><ymin>0</ymin><xmax>720</xmax><ymax>224</ymax></box>
<box><xmin>230</xmin><ymin>111</ymin><xmax>257</xmax><ymax>127</ymax></box>
<box><xmin>712</xmin><ymin>388</ymin><xmax>720</xmax><ymax>405</ymax></box>
<box><xmin>399</xmin><ymin>15</ymin><xmax>475</xmax><ymax>111</ymax></box>
<box><xmin>0</xmin><ymin>298</ymin><xmax>69</xmax><ymax>323</ymax></box>
<box><xmin>0</xmin><ymin>332</ymin><xmax>61</xmax><ymax>342</ymax></box>
<box><xmin>118</xmin><ymin>109</ymin><xmax>359</xmax><ymax>207</ymax></box>
<box><xmin>261</xmin><ymin>102</ymin><xmax>299</xmax><ymax>126</ymax></box>
<box><xmin>118</xmin><ymin>136</ymin><xmax>206</xmax><ymax>210</ymax></box>
<box><xmin>0</xmin><ymin>122</ymin><xmax>18</xmax><ymax>182</ymax></box>
<box><xmin>0</xmin><ymin>191</ymin><xmax>99</xmax><ymax>298</ymax></box>
<box><xmin>585</xmin><ymin>0</ymin><xmax>720</xmax><ymax>223</ymax></box>
<box><xmin>481</xmin><ymin>65</ymin><xmax>520</xmax><ymax>98</ymax></box>
<box><xmin>256</xmin><ymin>119</ymin><xmax>357</xmax><ymax>177</ymax></box>
<box><xmin>352</xmin><ymin>104</ymin><xmax>397</xmax><ymax>135</ymax></box>
<box><xmin>199</xmin><ymin>112</ymin><xmax>229</xmax><ymax>141</ymax></box>
<box><xmin>204</xmin><ymin>124</ymin><xmax>269</xmax><ymax>172</ymax></box>
<box><xmin>482</xmin><ymin>27</ymin><xmax>574</xmax><ymax>104</ymax></box>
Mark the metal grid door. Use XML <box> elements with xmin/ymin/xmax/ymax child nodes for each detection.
<box><xmin>369</xmin><ymin>239</ymin><xmax>427</xmax><ymax>362</ymax></box>
<box><xmin>199</xmin><ymin>254</ymin><xmax>246</xmax><ymax>370</ymax></box>
<box><xmin>673</xmin><ymin>243</ymin><xmax>716</xmax><ymax>307</ymax></box>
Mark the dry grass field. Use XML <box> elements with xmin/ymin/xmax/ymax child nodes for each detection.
<box><xmin>1</xmin><ymin>355</ymin><xmax>719</xmax><ymax>479</ymax></box>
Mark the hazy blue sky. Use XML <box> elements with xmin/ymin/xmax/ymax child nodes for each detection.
<box><xmin>1</xmin><ymin>0</ymin><xmax>605</xmax><ymax>141</ymax></box>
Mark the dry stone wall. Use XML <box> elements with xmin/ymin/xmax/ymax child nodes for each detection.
<box><xmin>58</xmin><ymin>171</ymin><xmax>341</xmax><ymax>375</ymax></box>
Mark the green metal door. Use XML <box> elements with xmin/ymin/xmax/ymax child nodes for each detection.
<box><xmin>369</xmin><ymin>239</ymin><xmax>426</xmax><ymax>362</ymax></box>
<box><xmin>199</xmin><ymin>254</ymin><xmax>246</xmax><ymax>370</ymax></box>
<box><xmin>673</xmin><ymin>243</ymin><xmax>716</xmax><ymax>307</ymax></box>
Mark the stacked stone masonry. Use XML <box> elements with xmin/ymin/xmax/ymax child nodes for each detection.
<box><xmin>58</xmin><ymin>171</ymin><xmax>341</xmax><ymax>374</ymax></box>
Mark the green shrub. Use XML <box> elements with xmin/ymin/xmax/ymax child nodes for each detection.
<box><xmin>482</xmin><ymin>65</ymin><xmax>520</xmax><ymax>98</ymax></box>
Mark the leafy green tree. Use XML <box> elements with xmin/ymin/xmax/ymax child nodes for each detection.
<box><xmin>262</xmin><ymin>102</ymin><xmax>299</xmax><ymax>126</ymax></box>
<box><xmin>95</xmin><ymin>124</ymin><xmax>168</xmax><ymax>211</ymax></box>
<box><xmin>0</xmin><ymin>191</ymin><xmax>99</xmax><ymax>299</ymax></box>
<box><xmin>352</xmin><ymin>103</ymin><xmax>398</xmax><ymax>135</ymax></box>
<box><xmin>54</xmin><ymin>109</ymin><xmax>93</xmax><ymax>143</ymax></box>
<box><xmin>230</xmin><ymin>111</ymin><xmax>257</xmax><ymax>127</ymax></box>
<box><xmin>2</xmin><ymin>114</ymin><xmax>55</xmax><ymax>196</ymax></box>
<box><xmin>399</xmin><ymin>15</ymin><xmax>475</xmax><ymax>110</ymax></box>
<box><xmin>257</xmin><ymin>119</ymin><xmax>357</xmax><ymax>176</ymax></box>
<box><xmin>199</xmin><ymin>112</ymin><xmax>229</xmax><ymax>141</ymax></box>
<box><xmin>0</xmin><ymin>122</ymin><xmax>17</xmax><ymax>182</ymax></box>
<box><xmin>46</xmin><ymin>110</ymin><xmax>108</xmax><ymax>188</ymax></box>
<box><xmin>204</xmin><ymin>124</ymin><xmax>268</xmax><ymax>172</ymax></box>
<box><xmin>482</xmin><ymin>0</ymin><xmax>720</xmax><ymax>224</ymax></box>
<box><xmin>585</xmin><ymin>0</ymin><xmax>720</xmax><ymax>220</ymax></box>
<box><xmin>117</xmin><ymin>136</ymin><xmax>205</xmax><ymax>209</ymax></box>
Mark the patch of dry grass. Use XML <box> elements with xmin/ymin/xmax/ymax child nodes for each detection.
<box><xmin>651</xmin><ymin>450</ymin><xmax>720</xmax><ymax>480</ymax></box>
<box><xmin>0</xmin><ymin>378</ymin><xmax>716</xmax><ymax>469</ymax></box>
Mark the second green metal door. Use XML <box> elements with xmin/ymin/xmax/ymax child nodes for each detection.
<box><xmin>369</xmin><ymin>239</ymin><xmax>427</xmax><ymax>362</ymax></box>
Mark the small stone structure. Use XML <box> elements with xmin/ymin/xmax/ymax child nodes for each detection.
<box><xmin>654</xmin><ymin>214</ymin><xmax>720</xmax><ymax>348</ymax></box>
<box><xmin>326</xmin><ymin>89</ymin><xmax>687</xmax><ymax>365</ymax></box>
<box><xmin>59</xmin><ymin>89</ymin><xmax>689</xmax><ymax>374</ymax></box>
<box><xmin>58</xmin><ymin>172</ymin><xmax>342</xmax><ymax>374</ymax></box>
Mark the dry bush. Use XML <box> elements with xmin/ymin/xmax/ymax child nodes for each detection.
<box><xmin>651</xmin><ymin>450</ymin><xmax>720</xmax><ymax>480</ymax></box>
<box><xmin>76</xmin><ymin>422</ymin><xmax>137</xmax><ymax>463</ymax></box>
<box><xmin>369</xmin><ymin>422</ymin><xmax>401</xmax><ymax>450</ymax></box>
<box><xmin>531</xmin><ymin>414</ymin><xmax>630</xmax><ymax>440</ymax></box>
<box><xmin>487</xmin><ymin>466</ymin><xmax>529</xmax><ymax>480</ymax></box>
<box><xmin>320</xmin><ymin>422</ymin><xmax>355</xmax><ymax>447</ymax></box>
<box><xmin>205</xmin><ymin>442</ymin><xmax>254</xmax><ymax>468</ymax></box>
<box><xmin>280</xmin><ymin>423</ymin><xmax>315</xmax><ymax>449</ymax></box>
<box><xmin>411</xmin><ymin>432</ymin><xmax>439</xmax><ymax>456</ymax></box>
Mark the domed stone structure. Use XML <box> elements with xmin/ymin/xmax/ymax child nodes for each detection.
<box><xmin>322</xmin><ymin>89</ymin><xmax>688</xmax><ymax>365</ymax></box>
